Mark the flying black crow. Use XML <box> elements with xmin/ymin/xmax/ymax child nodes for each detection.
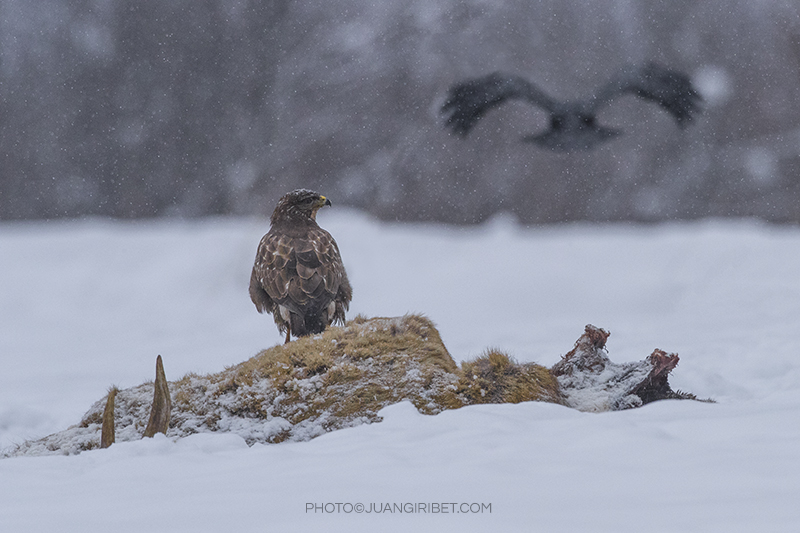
<box><xmin>441</xmin><ymin>63</ymin><xmax>702</xmax><ymax>151</ymax></box>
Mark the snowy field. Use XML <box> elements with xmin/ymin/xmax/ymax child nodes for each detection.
<box><xmin>1</xmin><ymin>209</ymin><xmax>799</xmax><ymax>532</ymax></box>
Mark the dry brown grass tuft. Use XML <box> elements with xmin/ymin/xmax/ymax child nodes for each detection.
<box><xmin>458</xmin><ymin>349</ymin><xmax>564</xmax><ymax>405</ymax></box>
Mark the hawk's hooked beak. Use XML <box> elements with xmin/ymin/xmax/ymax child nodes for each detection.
<box><xmin>310</xmin><ymin>196</ymin><xmax>331</xmax><ymax>221</ymax></box>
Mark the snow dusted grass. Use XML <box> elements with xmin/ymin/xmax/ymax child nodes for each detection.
<box><xmin>6</xmin><ymin>314</ymin><xmax>565</xmax><ymax>456</ymax></box>
<box><xmin>1</xmin><ymin>212</ymin><xmax>800</xmax><ymax>532</ymax></box>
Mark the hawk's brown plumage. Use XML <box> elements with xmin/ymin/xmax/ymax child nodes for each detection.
<box><xmin>249</xmin><ymin>189</ymin><xmax>352</xmax><ymax>343</ymax></box>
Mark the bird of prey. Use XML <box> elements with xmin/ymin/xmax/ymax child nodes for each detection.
<box><xmin>441</xmin><ymin>62</ymin><xmax>702</xmax><ymax>151</ymax></box>
<box><xmin>250</xmin><ymin>189</ymin><xmax>352</xmax><ymax>344</ymax></box>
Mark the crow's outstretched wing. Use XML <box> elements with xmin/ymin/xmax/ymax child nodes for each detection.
<box><xmin>590</xmin><ymin>62</ymin><xmax>702</xmax><ymax>127</ymax></box>
<box><xmin>441</xmin><ymin>72</ymin><xmax>558</xmax><ymax>136</ymax></box>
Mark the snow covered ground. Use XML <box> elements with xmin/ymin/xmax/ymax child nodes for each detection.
<box><xmin>1</xmin><ymin>209</ymin><xmax>799</xmax><ymax>532</ymax></box>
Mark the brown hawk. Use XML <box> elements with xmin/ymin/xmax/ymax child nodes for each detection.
<box><xmin>249</xmin><ymin>189</ymin><xmax>352</xmax><ymax>343</ymax></box>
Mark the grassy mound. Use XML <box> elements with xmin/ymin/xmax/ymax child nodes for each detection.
<box><xmin>4</xmin><ymin>317</ymin><xmax>700</xmax><ymax>457</ymax></box>
<box><xmin>169</xmin><ymin>314</ymin><xmax>464</xmax><ymax>444</ymax></box>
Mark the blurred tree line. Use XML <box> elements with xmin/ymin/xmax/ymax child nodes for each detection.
<box><xmin>1</xmin><ymin>0</ymin><xmax>799</xmax><ymax>223</ymax></box>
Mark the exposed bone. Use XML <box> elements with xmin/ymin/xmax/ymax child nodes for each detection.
<box><xmin>100</xmin><ymin>387</ymin><xmax>117</xmax><ymax>448</ymax></box>
<box><xmin>551</xmin><ymin>325</ymin><xmax>702</xmax><ymax>411</ymax></box>
<box><xmin>143</xmin><ymin>355</ymin><xmax>171</xmax><ymax>438</ymax></box>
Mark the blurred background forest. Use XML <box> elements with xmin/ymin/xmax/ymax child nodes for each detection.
<box><xmin>1</xmin><ymin>0</ymin><xmax>799</xmax><ymax>224</ymax></box>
